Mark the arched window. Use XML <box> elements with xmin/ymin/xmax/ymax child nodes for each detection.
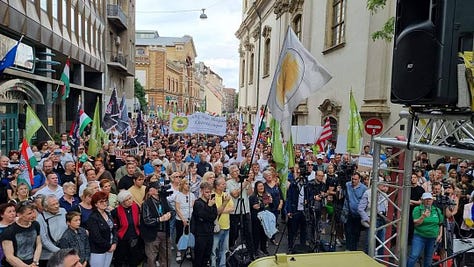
<box><xmin>249</xmin><ymin>53</ymin><xmax>254</xmax><ymax>84</ymax></box>
<box><xmin>263</xmin><ymin>38</ymin><xmax>270</xmax><ymax>76</ymax></box>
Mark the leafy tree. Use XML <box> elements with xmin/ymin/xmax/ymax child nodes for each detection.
<box><xmin>134</xmin><ymin>78</ymin><xmax>148</xmax><ymax>112</ymax></box>
<box><xmin>367</xmin><ymin>0</ymin><xmax>395</xmax><ymax>41</ymax></box>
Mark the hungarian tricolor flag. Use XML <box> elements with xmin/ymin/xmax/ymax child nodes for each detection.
<box><xmin>19</xmin><ymin>139</ymin><xmax>37</xmax><ymax>189</ymax></box>
<box><xmin>69</xmin><ymin>101</ymin><xmax>91</xmax><ymax>155</ymax></box>
<box><xmin>60</xmin><ymin>58</ymin><xmax>70</xmax><ymax>100</ymax></box>
<box><xmin>316</xmin><ymin>117</ymin><xmax>332</xmax><ymax>152</ymax></box>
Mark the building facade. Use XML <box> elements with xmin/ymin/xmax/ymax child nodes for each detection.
<box><xmin>222</xmin><ymin>87</ymin><xmax>237</xmax><ymax>114</ymax></box>
<box><xmin>236</xmin><ymin>0</ymin><xmax>403</xmax><ymax>149</ymax></box>
<box><xmin>135</xmin><ymin>30</ymin><xmax>201</xmax><ymax>115</ymax></box>
<box><xmin>196</xmin><ymin>62</ymin><xmax>224</xmax><ymax>115</ymax></box>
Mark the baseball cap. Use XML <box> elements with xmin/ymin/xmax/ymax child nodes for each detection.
<box><xmin>421</xmin><ymin>192</ymin><xmax>433</xmax><ymax>200</ymax></box>
<box><xmin>53</xmin><ymin>149</ymin><xmax>62</xmax><ymax>155</ymax></box>
<box><xmin>330</xmin><ymin>155</ymin><xmax>335</xmax><ymax>159</ymax></box>
<box><xmin>316</xmin><ymin>154</ymin><xmax>324</xmax><ymax>160</ymax></box>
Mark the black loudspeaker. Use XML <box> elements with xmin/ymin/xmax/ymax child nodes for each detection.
<box><xmin>391</xmin><ymin>0</ymin><xmax>474</xmax><ymax>107</ymax></box>
<box><xmin>18</xmin><ymin>113</ymin><xmax>26</xmax><ymax>129</ymax></box>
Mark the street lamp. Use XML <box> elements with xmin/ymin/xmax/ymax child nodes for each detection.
<box><xmin>200</xmin><ymin>9</ymin><xmax>208</xmax><ymax>19</ymax></box>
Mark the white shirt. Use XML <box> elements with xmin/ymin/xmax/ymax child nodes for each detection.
<box><xmin>34</xmin><ymin>185</ymin><xmax>64</xmax><ymax>199</ymax></box>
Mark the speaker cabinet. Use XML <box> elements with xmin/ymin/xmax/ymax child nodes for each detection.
<box><xmin>391</xmin><ymin>0</ymin><xmax>473</xmax><ymax>108</ymax></box>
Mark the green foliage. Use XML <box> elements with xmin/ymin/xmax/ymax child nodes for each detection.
<box><xmin>371</xmin><ymin>16</ymin><xmax>395</xmax><ymax>41</ymax></box>
<box><xmin>367</xmin><ymin>0</ymin><xmax>388</xmax><ymax>14</ymax></box>
<box><xmin>134</xmin><ymin>79</ymin><xmax>148</xmax><ymax>112</ymax></box>
<box><xmin>367</xmin><ymin>0</ymin><xmax>395</xmax><ymax>42</ymax></box>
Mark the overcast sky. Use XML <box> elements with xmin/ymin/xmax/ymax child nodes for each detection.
<box><xmin>135</xmin><ymin>0</ymin><xmax>242</xmax><ymax>90</ymax></box>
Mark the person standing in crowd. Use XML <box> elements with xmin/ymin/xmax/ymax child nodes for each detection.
<box><xmin>99</xmin><ymin>179</ymin><xmax>118</xmax><ymax>210</ymax></box>
<box><xmin>46</xmin><ymin>248</ymin><xmax>82</xmax><ymax>267</ymax></box>
<box><xmin>94</xmin><ymin>158</ymin><xmax>116</xmax><ymax>193</ymax></box>
<box><xmin>118</xmin><ymin>163</ymin><xmax>139</xmax><ymax>191</ymax></box>
<box><xmin>13</xmin><ymin>182</ymin><xmax>30</xmax><ymax>204</ymax></box>
<box><xmin>343</xmin><ymin>172</ymin><xmax>367</xmax><ymax>251</ymax></box>
<box><xmin>191</xmin><ymin>182</ymin><xmax>218</xmax><ymax>267</ymax></box>
<box><xmin>167</xmin><ymin>151</ymin><xmax>187</xmax><ymax>176</ymax></box>
<box><xmin>34</xmin><ymin>173</ymin><xmax>64</xmax><ymax>200</ymax></box>
<box><xmin>249</xmin><ymin>181</ymin><xmax>273</xmax><ymax>255</ymax></box>
<box><xmin>31</xmin><ymin>159</ymin><xmax>55</xmax><ymax>195</ymax></box>
<box><xmin>409</xmin><ymin>172</ymin><xmax>425</xmax><ymax>243</ymax></box>
<box><xmin>175</xmin><ymin>178</ymin><xmax>197</xmax><ymax>263</ymax></box>
<box><xmin>286</xmin><ymin>165</ymin><xmax>308</xmax><ymax>253</ymax></box>
<box><xmin>186</xmin><ymin>162</ymin><xmax>202</xmax><ymax>199</ymax></box>
<box><xmin>36</xmin><ymin>195</ymin><xmax>68</xmax><ymax>267</ymax></box>
<box><xmin>226</xmin><ymin>164</ymin><xmax>254</xmax><ymax>251</ymax></box>
<box><xmin>196</xmin><ymin>152</ymin><xmax>213</xmax><ymax>177</ymax></box>
<box><xmin>358</xmin><ymin>177</ymin><xmax>389</xmax><ymax>255</ymax></box>
<box><xmin>73</xmin><ymin>188</ymin><xmax>94</xmax><ymax>226</ymax></box>
<box><xmin>407</xmin><ymin>192</ymin><xmax>443</xmax><ymax>267</ymax></box>
<box><xmin>85</xmin><ymin>191</ymin><xmax>117</xmax><ymax>267</ymax></box>
<box><xmin>263</xmin><ymin>169</ymin><xmax>283</xmax><ymax>233</ymax></box>
<box><xmin>60</xmin><ymin>161</ymin><xmax>77</xmax><ymax>186</ymax></box>
<box><xmin>128</xmin><ymin>173</ymin><xmax>146</xmax><ymax>207</ymax></box>
<box><xmin>0</xmin><ymin>203</ymin><xmax>16</xmax><ymax>265</ymax></box>
<box><xmin>58</xmin><ymin>211</ymin><xmax>90</xmax><ymax>266</ymax></box>
<box><xmin>141</xmin><ymin>182</ymin><xmax>173</xmax><ymax>267</ymax></box>
<box><xmin>111</xmin><ymin>191</ymin><xmax>143</xmax><ymax>267</ymax></box>
<box><xmin>211</xmin><ymin>177</ymin><xmax>233</xmax><ymax>267</ymax></box>
<box><xmin>2</xmin><ymin>201</ymin><xmax>42</xmax><ymax>267</ymax></box>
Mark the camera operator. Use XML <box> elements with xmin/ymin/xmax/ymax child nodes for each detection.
<box><xmin>286</xmin><ymin>165</ymin><xmax>309</xmax><ymax>253</ymax></box>
<box><xmin>433</xmin><ymin>182</ymin><xmax>459</xmax><ymax>267</ymax></box>
<box><xmin>307</xmin><ymin>170</ymin><xmax>328</xmax><ymax>242</ymax></box>
<box><xmin>141</xmin><ymin>182</ymin><xmax>173</xmax><ymax>267</ymax></box>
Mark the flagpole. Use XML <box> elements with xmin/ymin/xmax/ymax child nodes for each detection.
<box><xmin>24</xmin><ymin>101</ymin><xmax>55</xmax><ymax>141</ymax></box>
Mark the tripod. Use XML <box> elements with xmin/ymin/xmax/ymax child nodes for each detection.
<box><xmin>226</xmin><ymin>177</ymin><xmax>254</xmax><ymax>266</ymax></box>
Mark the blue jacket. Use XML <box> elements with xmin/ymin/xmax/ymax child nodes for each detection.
<box><xmin>285</xmin><ymin>179</ymin><xmax>308</xmax><ymax>214</ymax></box>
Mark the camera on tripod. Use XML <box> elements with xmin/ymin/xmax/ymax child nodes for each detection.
<box><xmin>155</xmin><ymin>179</ymin><xmax>172</xmax><ymax>198</ymax></box>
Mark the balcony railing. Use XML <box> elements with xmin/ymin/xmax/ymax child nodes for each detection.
<box><xmin>107</xmin><ymin>4</ymin><xmax>128</xmax><ymax>31</ymax></box>
<box><xmin>107</xmin><ymin>53</ymin><xmax>130</xmax><ymax>74</ymax></box>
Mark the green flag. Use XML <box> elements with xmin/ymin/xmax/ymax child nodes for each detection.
<box><xmin>25</xmin><ymin>105</ymin><xmax>42</xmax><ymax>143</ymax></box>
<box><xmin>347</xmin><ymin>91</ymin><xmax>363</xmax><ymax>154</ymax></box>
<box><xmin>270</xmin><ymin>118</ymin><xmax>288</xmax><ymax>199</ymax></box>
<box><xmin>88</xmin><ymin>100</ymin><xmax>102</xmax><ymax>157</ymax></box>
<box><xmin>287</xmin><ymin>134</ymin><xmax>295</xmax><ymax>168</ymax></box>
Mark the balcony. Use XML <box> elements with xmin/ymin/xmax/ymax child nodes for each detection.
<box><xmin>135</xmin><ymin>55</ymin><xmax>150</xmax><ymax>64</ymax></box>
<box><xmin>108</xmin><ymin>53</ymin><xmax>132</xmax><ymax>75</ymax></box>
<box><xmin>107</xmin><ymin>4</ymin><xmax>128</xmax><ymax>31</ymax></box>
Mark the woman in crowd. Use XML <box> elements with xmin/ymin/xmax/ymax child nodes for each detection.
<box><xmin>202</xmin><ymin>171</ymin><xmax>216</xmax><ymax>186</ymax></box>
<box><xmin>438</xmin><ymin>183</ymin><xmax>459</xmax><ymax>265</ymax></box>
<box><xmin>7</xmin><ymin>151</ymin><xmax>20</xmax><ymax>169</ymax></box>
<box><xmin>13</xmin><ymin>182</ymin><xmax>30</xmax><ymax>204</ymax></box>
<box><xmin>175</xmin><ymin>178</ymin><xmax>196</xmax><ymax>262</ymax></box>
<box><xmin>249</xmin><ymin>181</ymin><xmax>273</xmax><ymax>255</ymax></box>
<box><xmin>111</xmin><ymin>191</ymin><xmax>143</xmax><ymax>267</ymax></box>
<box><xmin>6</xmin><ymin>168</ymin><xmax>21</xmax><ymax>201</ymax></box>
<box><xmin>59</xmin><ymin>182</ymin><xmax>80</xmax><ymax>212</ymax></box>
<box><xmin>186</xmin><ymin>162</ymin><xmax>201</xmax><ymax>199</ymax></box>
<box><xmin>407</xmin><ymin>192</ymin><xmax>443</xmax><ymax>267</ymax></box>
<box><xmin>0</xmin><ymin>203</ymin><xmax>16</xmax><ymax>265</ymax></box>
<box><xmin>74</xmin><ymin>188</ymin><xmax>95</xmax><ymax>227</ymax></box>
<box><xmin>79</xmin><ymin>162</ymin><xmax>95</xmax><ymax>188</ymax></box>
<box><xmin>86</xmin><ymin>191</ymin><xmax>117</xmax><ymax>267</ymax></box>
<box><xmin>2</xmin><ymin>201</ymin><xmax>42</xmax><ymax>267</ymax></box>
<box><xmin>99</xmin><ymin>179</ymin><xmax>118</xmax><ymax>210</ymax></box>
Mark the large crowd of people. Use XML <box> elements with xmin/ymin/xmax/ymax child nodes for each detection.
<box><xmin>0</xmin><ymin>116</ymin><xmax>472</xmax><ymax>267</ymax></box>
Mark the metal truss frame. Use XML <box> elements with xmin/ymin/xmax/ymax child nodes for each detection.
<box><xmin>367</xmin><ymin>110</ymin><xmax>474</xmax><ymax>267</ymax></box>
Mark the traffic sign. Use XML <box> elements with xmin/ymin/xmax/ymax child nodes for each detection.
<box><xmin>364</xmin><ymin>118</ymin><xmax>383</xmax><ymax>135</ymax></box>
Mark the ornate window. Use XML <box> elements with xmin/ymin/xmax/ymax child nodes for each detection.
<box><xmin>263</xmin><ymin>38</ymin><xmax>270</xmax><ymax>76</ymax></box>
<box><xmin>325</xmin><ymin>0</ymin><xmax>346</xmax><ymax>50</ymax></box>
<box><xmin>292</xmin><ymin>14</ymin><xmax>302</xmax><ymax>40</ymax></box>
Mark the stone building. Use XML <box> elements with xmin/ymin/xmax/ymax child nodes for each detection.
<box><xmin>0</xmin><ymin>0</ymin><xmax>135</xmax><ymax>154</ymax></box>
<box><xmin>135</xmin><ymin>30</ymin><xmax>201</xmax><ymax>114</ymax></box>
<box><xmin>236</xmin><ymin>0</ymin><xmax>404</xmax><ymax>149</ymax></box>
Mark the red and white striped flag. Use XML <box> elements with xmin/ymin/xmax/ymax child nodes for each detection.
<box><xmin>316</xmin><ymin>118</ymin><xmax>332</xmax><ymax>152</ymax></box>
